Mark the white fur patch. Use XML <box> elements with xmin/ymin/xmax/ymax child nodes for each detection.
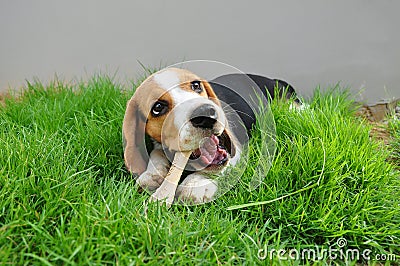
<box><xmin>153</xmin><ymin>69</ymin><xmax>180</xmax><ymax>90</ymax></box>
<box><xmin>289</xmin><ymin>102</ymin><xmax>310</xmax><ymax>111</ymax></box>
<box><xmin>169</xmin><ymin>88</ymin><xmax>202</xmax><ymax>105</ymax></box>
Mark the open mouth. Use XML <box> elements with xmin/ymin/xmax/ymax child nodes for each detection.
<box><xmin>189</xmin><ymin>135</ymin><xmax>229</xmax><ymax>167</ymax></box>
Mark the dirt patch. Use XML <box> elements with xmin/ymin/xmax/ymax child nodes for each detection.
<box><xmin>355</xmin><ymin>99</ymin><xmax>400</xmax><ymax>145</ymax></box>
<box><xmin>355</xmin><ymin>99</ymin><xmax>399</xmax><ymax>122</ymax></box>
<box><xmin>0</xmin><ymin>92</ymin><xmax>12</xmax><ymax>107</ymax></box>
<box><xmin>355</xmin><ymin>99</ymin><xmax>400</xmax><ymax>168</ymax></box>
<box><xmin>369</xmin><ymin>122</ymin><xmax>392</xmax><ymax>145</ymax></box>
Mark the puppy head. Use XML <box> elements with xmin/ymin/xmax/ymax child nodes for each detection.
<box><xmin>123</xmin><ymin>68</ymin><xmax>238</xmax><ymax>174</ymax></box>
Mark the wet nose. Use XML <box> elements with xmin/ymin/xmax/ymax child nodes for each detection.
<box><xmin>190</xmin><ymin>104</ymin><xmax>218</xmax><ymax>129</ymax></box>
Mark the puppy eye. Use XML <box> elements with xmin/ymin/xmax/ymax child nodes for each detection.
<box><xmin>151</xmin><ymin>101</ymin><xmax>168</xmax><ymax>117</ymax></box>
<box><xmin>191</xmin><ymin>81</ymin><xmax>203</xmax><ymax>93</ymax></box>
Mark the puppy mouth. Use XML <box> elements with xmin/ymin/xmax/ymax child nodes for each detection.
<box><xmin>189</xmin><ymin>135</ymin><xmax>229</xmax><ymax>167</ymax></box>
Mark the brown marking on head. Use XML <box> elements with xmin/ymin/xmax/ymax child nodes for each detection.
<box><xmin>202</xmin><ymin>80</ymin><xmax>222</xmax><ymax>106</ymax></box>
<box><xmin>145</xmin><ymin>92</ymin><xmax>173</xmax><ymax>143</ymax></box>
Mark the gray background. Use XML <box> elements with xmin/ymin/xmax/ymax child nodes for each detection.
<box><xmin>1</xmin><ymin>0</ymin><xmax>399</xmax><ymax>103</ymax></box>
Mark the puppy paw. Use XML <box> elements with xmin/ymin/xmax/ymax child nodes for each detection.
<box><xmin>137</xmin><ymin>171</ymin><xmax>165</xmax><ymax>192</ymax></box>
<box><xmin>149</xmin><ymin>181</ymin><xmax>177</xmax><ymax>208</ymax></box>
<box><xmin>175</xmin><ymin>174</ymin><xmax>218</xmax><ymax>205</ymax></box>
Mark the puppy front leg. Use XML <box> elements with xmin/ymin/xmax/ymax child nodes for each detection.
<box><xmin>149</xmin><ymin>151</ymin><xmax>191</xmax><ymax>207</ymax></box>
<box><xmin>136</xmin><ymin>149</ymin><xmax>170</xmax><ymax>191</ymax></box>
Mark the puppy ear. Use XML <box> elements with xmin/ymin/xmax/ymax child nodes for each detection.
<box><xmin>122</xmin><ymin>95</ymin><xmax>148</xmax><ymax>175</ymax></box>
<box><xmin>202</xmin><ymin>81</ymin><xmax>222</xmax><ymax>107</ymax></box>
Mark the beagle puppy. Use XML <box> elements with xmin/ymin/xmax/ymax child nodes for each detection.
<box><xmin>123</xmin><ymin>68</ymin><xmax>298</xmax><ymax>205</ymax></box>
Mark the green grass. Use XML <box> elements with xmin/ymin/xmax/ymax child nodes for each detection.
<box><xmin>388</xmin><ymin>105</ymin><xmax>400</xmax><ymax>168</ymax></box>
<box><xmin>0</xmin><ymin>76</ymin><xmax>399</xmax><ymax>265</ymax></box>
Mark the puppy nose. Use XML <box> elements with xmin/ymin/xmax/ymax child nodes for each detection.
<box><xmin>190</xmin><ymin>104</ymin><xmax>218</xmax><ymax>129</ymax></box>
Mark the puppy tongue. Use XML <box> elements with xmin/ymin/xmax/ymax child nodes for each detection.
<box><xmin>199</xmin><ymin>135</ymin><xmax>219</xmax><ymax>165</ymax></box>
